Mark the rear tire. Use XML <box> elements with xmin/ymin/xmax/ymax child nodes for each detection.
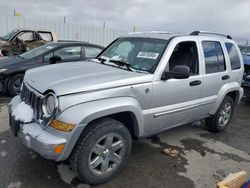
<box><xmin>7</xmin><ymin>74</ymin><xmax>24</xmax><ymax>97</ymax></box>
<box><xmin>69</xmin><ymin>118</ymin><xmax>132</xmax><ymax>185</ymax></box>
<box><xmin>205</xmin><ymin>96</ymin><xmax>235</xmax><ymax>132</ymax></box>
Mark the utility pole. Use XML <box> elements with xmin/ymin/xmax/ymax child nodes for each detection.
<box><xmin>64</xmin><ymin>16</ymin><xmax>66</xmax><ymax>23</ymax></box>
<box><xmin>14</xmin><ymin>9</ymin><xmax>16</xmax><ymax>16</ymax></box>
<box><xmin>103</xmin><ymin>22</ymin><xmax>106</xmax><ymax>30</ymax></box>
<box><xmin>133</xmin><ymin>26</ymin><xmax>136</xmax><ymax>32</ymax></box>
<box><xmin>246</xmin><ymin>40</ymin><xmax>249</xmax><ymax>46</ymax></box>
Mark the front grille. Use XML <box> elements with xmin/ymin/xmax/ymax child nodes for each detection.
<box><xmin>20</xmin><ymin>83</ymin><xmax>44</xmax><ymax>120</ymax></box>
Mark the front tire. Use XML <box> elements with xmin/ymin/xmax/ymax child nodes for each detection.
<box><xmin>206</xmin><ymin>96</ymin><xmax>235</xmax><ymax>132</ymax></box>
<box><xmin>7</xmin><ymin>74</ymin><xmax>24</xmax><ymax>97</ymax></box>
<box><xmin>70</xmin><ymin>118</ymin><xmax>132</xmax><ymax>185</ymax></box>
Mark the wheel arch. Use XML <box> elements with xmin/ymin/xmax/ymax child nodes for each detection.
<box><xmin>209</xmin><ymin>82</ymin><xmax>243</xmax><ymax>115</ymax></box>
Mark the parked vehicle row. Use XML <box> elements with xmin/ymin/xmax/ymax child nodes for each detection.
<box><xmin>9</xmin><ymin>31</ymin><xmax>244</xmax><ymax>185</ymax></box>
<box><xmin>0</xmin><ymin>41</ymin><xmax>104</xmax><ymax>96</ymax></box>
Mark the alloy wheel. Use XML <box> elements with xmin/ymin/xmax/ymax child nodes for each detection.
<box><xmin>88</xmin><ymin>133</ymin><xmax>125</xmax><ymax>176</ymax></box>
<box><xmin>218</xmin><ymin>102</ymin><xmax>232</xmax><ymax>127</ymax></box>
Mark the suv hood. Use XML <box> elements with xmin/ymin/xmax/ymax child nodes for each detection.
<box><xmin>24</xmin><ymin>61</ymin><xmax>153</xmax><ymax>96</ymax></box>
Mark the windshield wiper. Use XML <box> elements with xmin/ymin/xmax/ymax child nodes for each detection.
<box><xmin>109</xmin><ymin>59</ymin><xmax>133</xmax><ymax>72</ymax></box>
<box><xmin>97</xmin><ymin>57</ymin><xmax>107</xmax><ymax>64</ymax></box>
<box><xmin>96</xmin><ymin>56</ymin><xmax>149</xmax><ymax>73</ymax></box>
<box><xmin>97</xmin><ymin>56</ymin><xmax>133</xmax><ymax>72</ymax></box>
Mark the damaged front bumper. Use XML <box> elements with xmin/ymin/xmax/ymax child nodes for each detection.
<box><xmin>9</xmin><ymin>96</ymin><xmax>67</xmax><ymax>161</ymax></box>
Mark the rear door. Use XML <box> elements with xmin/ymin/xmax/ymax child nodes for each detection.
<box><xmin>199</xmin><ymin>40</ymin><xmax>230</xmax><ymax>115</ymax></box>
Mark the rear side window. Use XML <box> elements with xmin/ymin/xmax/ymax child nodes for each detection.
<box><xmin>202</xmin><ymin>41</ymin><xmax>226</xmax><ymax>74</ymax></box>
<box><xmin>225</xmin><ymin>43</ymin><xmax>241</xmax><ymax>70</ymax></box>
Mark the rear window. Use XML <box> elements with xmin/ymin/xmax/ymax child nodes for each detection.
<box><xmin>225</xmin><ymin>43</ymin><xmax>241</xmax><ymax>70</ymax></box>
<box><xmin>202</xmin><ymin>41</ymin><xmax>226</xmax><ymax>74</ymax></box>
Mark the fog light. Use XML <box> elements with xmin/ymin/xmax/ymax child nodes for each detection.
<box><xmin>50</xmin><ymin>120</ymin><xmax>75</xmax><ymax>132</ymax></box>
<box><xmin>54</xmin><ymin>144</ymin><xmax>65</xmax><ymax>154</ymax></box>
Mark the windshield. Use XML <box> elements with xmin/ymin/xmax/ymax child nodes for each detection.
<box><xmin>240</xmin><ymin>46</ymin><xmax>250</xmax><ymax>56</ymax></box>
<box><xmin>20</xmin><ymin>44</ymin><xmax>57</xmax><ymax>59</ymax></box>
<box><xmin>0</xmin><ymin>30</ymin><xmax>18</xmax><ymax>41</ymax></box>
<box><xmin>98</xmin><ymin>37</ymin><xmax>168</xmax><ymax>73</ymax></box>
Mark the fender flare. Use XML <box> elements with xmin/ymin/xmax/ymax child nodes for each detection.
<box><xmin>209</xmin><ymin>82</ymin><xmax>243</xmax><ymax>114</ymax></box>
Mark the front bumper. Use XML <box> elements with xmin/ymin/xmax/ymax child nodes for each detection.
<box><xmin>9</xmin><ymin>96</ymin><xmax>67</xmax><ymax>160</ymax></box>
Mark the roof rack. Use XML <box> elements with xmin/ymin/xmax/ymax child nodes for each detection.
<box><xmin>190</xmin><ymin>31</ymin><xmax>232</xmax><ymax>39</ymax></box>
<box><xmin>128</xmin><ymin>31</ymin><xmax>172</xmax><ymax>35</ymax></box>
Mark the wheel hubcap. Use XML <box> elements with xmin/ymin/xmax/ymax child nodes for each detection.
<box><xmin>88</xmin><ymin>134</ymin><xmax>124</xmax><ymax>175</ymax></box>
<box><xmin>218</xmin><ymin>102</ymin><xmax>232</xmax><ymax>127</ymax></box>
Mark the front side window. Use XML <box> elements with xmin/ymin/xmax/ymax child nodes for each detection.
<box><xmin>17</xmin><ymin>32</ymin><xmax>34</xmax><ymax>41</ymax></box>
<box><xmin>85</xmin><ymin>46</ymin><xmax>103</xmax><ymax>58</ymax></box>
<box><xmin>54</xmin><ymin>46</ymin><xmax>81</xmax><ymax>62</ymax></box>
<box><xmin>202</xmin><ymin>41</ymin><xmax>226</xmax><ymax>74</ymax></box>
<box><xmin>225</xmin><ymin>43</ymin><xmax>241</xmax><ymax>70</ymax></box>
<box><xmin>98</xmin><ymin>37</ymin><xmax>168</xmax><ymax>73</ymax></box>
<box><xmin>20</xmin><ymin>44</ymin><xmax>57</xmax><ymax>59</ymax></box>
<box><xmin>168</xmin><ymin>41</ymin><xmax>199</xmax><ymax>75</ymax></box>
<box><xmin>43</xmin><ymin>52</ymin><xmax>54</xmax><ymax>62</ymax></box>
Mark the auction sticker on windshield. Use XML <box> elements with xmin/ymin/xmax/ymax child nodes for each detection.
<box><xmin>137</xmin><ymin>52</ymin><xmax>159</xmax><ymax>59</ymax></box>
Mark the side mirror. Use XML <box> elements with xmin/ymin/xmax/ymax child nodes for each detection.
<box><xmin>49</xmin><ymin>55</ymin><xmax>62</xmax><ymax>64</ymax></box>
<box><xmin>161</xmin><ymin>65</ymin><xmax>190</xmax><ymax>80</ymax></box>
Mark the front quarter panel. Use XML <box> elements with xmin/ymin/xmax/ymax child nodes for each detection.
<box><xmin>56</xmin><ymin>97</ymin><xmax>144</xmax><ymax>137</ymax></box>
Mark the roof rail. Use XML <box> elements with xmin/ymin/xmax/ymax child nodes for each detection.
<box><xmin>190</xmin><ymin>31</ymin><xmax>232</xmax><ymax>39</ymax></box>
<box><xmin>128</xmin><ymin>31</ymin><xmax>172</xmax><ymax>35</ymax></box>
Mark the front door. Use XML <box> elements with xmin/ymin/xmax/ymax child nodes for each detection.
<box><xmin>146</xmin><ymin>40</ymin><xmax>203</xmax><ymax>133</ymax></box>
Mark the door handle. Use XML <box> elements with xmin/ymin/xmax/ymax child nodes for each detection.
<box><xmin>222</xmin><ymin>75</ymin><xmax>230</xmax><ymax>80</ymax></box>
<box><xmin>189</xmin><ymin>80</ymin><xmax>202</xmax><ymax>86</ymax></box>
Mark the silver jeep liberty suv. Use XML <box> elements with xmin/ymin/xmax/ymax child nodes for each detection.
<box><xmin>9</xmin><ymin>31</ymin><xmax>244</xmax><ymax>185</ymax></box>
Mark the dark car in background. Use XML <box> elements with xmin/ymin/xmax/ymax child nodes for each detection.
<box><xmin>240</xmin><ymin>46</ymin><xmax>250</xmax><ymax>99</ymax></box>
<box><xmin>0</xmin><ymin>42</ymin><xmax>104</xmax><ymax>96</ymax></box>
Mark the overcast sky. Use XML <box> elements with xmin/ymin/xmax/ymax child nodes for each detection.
<box><xmin>0</xmin><ymin>0</ymin><xmax>249</xmax><ymax>43</ymax></box>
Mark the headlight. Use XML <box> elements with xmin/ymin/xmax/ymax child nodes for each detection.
<box><xmin>0</xmin><ymin>69</ymin><xmax>7</xmax><ymax>73</ymax></box>
<box><xmin>42</xmin><ymin>92</ymin><xmax>58</xmax><ymax>118</ymax></box>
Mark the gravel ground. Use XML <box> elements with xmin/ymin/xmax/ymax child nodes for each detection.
<box><xmin>0</xmin><ymin>96</ymin><xmax>250</xmax><ymax>188</ymax></box>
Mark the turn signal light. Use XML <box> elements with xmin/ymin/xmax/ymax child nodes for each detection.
<box><xmin>50</xmin><ymin>120</ymin><xmax>75</xmax><ymax>132</ymax></box>
<box><xmin>54</xmin><ymin>144</ymin><xmax>65</xmax><ymax>154</ymax></box>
